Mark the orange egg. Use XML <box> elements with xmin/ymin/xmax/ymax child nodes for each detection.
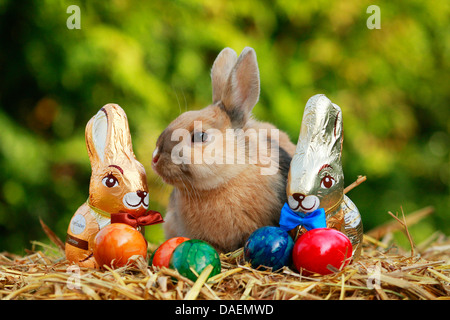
<box><xmin>93</xmin><ymin>223</ymin><xmax>147</xmax><ymax>269</ymax></box>
<box><xmin>150</xmin><ymin>237</ymin><xmax>190</xmax><ymax>268</ymax></box>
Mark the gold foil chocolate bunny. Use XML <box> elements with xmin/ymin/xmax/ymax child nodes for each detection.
<box><xmin>279</xmin><ymin>94</ymin><xmax>363</xmax><ymax>258</ymax></box>
<box><xmin>65</xmin><ymin>104</ymin><xmax>163</xmax><ymax>268</ymax></box>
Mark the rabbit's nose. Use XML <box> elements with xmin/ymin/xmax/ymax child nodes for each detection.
<box><xmin>137</xmin><ymin>190</ymin><xmax>148</xmax><ymax>199</ymax></box>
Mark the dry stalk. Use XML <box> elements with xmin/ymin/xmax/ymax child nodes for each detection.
<box><xmin>344</xmin><ymin>175</ymin><xmax>367</xmax><ymax>194</ymax></box>
<box><xmin>387</xmin><ymin>207</ymin><xmax>415</xmax><ymax>256</ymax></box>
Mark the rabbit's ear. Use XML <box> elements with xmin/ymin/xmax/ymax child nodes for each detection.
<box><xmin>221</xmin><ymin>47</ymin><xmax>260</xmax><ymax>127</ymax></box>
<box><xmin>211</xmin><ymin>47</ymin><xmax>237</xmax><ymax>104</ymax></box>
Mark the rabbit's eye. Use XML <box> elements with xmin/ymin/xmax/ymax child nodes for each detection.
<box><xmin>320</xmin><ymin>175</ymin><xmax>335</xmax><ymax>189</ymax></box>
<box><xmin>102</xmin><ymin>174</ymin><xmax>119</xmax><ymax>188</ymax></box>
<box><xmin>192</xmin><ymin>131</ymin><xmax>209</xmax><ymax>143</ymax></box>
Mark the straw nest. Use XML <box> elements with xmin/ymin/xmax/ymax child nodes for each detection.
<box><xmin>0</xmin><ymin>206</ymin><xmax>449</xmax><ymax>300</ymax></box>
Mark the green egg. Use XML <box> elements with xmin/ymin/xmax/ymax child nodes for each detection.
<box><xmin>169</xmin><ymin>239</ymin><xmax>221</xmax><ymax>282</ymax></box>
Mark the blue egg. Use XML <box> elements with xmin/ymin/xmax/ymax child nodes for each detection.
<box><xmin>244</xmin><ymin>226</ymin><xmax>294</xmax><ymax>271</ymax></box>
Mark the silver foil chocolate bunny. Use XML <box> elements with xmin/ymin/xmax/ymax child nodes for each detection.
<box><xmin>280</xmin><ymin>94</ymin><xmax>363</xmax><ymax>258</ymax></box>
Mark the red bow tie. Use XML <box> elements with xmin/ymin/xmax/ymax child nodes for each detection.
<box><xmin>110</xmin><ymin>210</ymin><xmax>164</xmax><ymax>229</ymax></box>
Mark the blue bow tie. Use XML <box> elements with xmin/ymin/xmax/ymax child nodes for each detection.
<box><xmin>279</xmin><ymin>202</ymin><xmax>327</xmax><ymax>232</ymax></box>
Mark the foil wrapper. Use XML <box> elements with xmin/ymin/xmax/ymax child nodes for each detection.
<box><xmin>285</xmin><ymin>94</ymin><xmax>363</xmax><ymax>258</ymax></box>
<box><xmin>65</xmin><ymin>104</ymin><xmax>163</xmax><ymax>268</ymax></box>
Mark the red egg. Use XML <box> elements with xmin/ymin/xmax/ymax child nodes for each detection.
<box><xmin>93</xmin><ymin>223</ymin><xmax>148</xmax><ymax>269</ymax></box>
<box><xmin>150</xmin><ymin>237</ymin><xmax>190</xmax><ymax>268</ymax></box>
<box><xmin>292</xmin><ymin>228</ymin><xmax>353</xmax><ymax>275</ymax></box>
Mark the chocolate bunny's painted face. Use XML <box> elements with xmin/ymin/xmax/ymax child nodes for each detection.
<box><xmin>287</xmin><ymin>94</ymin><xmax>344</xmax><ymax>214</ymax></box>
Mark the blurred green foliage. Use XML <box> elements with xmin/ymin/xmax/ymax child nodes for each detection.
<box><xmin>0</xmin><ymin>0</ymin><xmax>448</xmax><ymax>254</ymax></box>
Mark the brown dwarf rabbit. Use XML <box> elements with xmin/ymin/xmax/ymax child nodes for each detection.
<box><xmin>152</xmin><ymin>47</ymin><xmax>296</xmax><ymax>252</ymax></box>
<box><xmin>65</xmin><ymin>104</ymin><xmax>163</xmax><ymax>268</ymax></box>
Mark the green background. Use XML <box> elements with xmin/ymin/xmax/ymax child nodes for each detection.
<box><xmin>0</xmin><ymin>0</ymin><xmax>448</xmax><ymax>254</ymax></box>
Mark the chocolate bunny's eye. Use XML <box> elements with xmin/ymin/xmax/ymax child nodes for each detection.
<box><xmin>320</xmin><ymin>175</ymin><xmax>335</xmax><ymax>189</ymax></box>
<box><xmin>192</xmin><ymin>131</ymin><xmax>209</xmax><ymax>143</ymax></box>
<box><xmin>102</xmin><ymin>174</ymin><xmax>119</xmax><ymax>188</ymax></box>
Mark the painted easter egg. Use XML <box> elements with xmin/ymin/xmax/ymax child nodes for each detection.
<box><xmin>292</xmin><ymin>228</ymin><xmax>352</xmax><ymax>275</ymax></box>
<box><xmin>150</xmin><ymin>236</ymin><xmax>190</xmax><ymax>267</ymax></box>
<box><xmin>93</xmin><ymin>223</ymin><xmax>147</xmax><ymax>269</ymax></box>
<box><xmin>244</xmin><ymin>226</ymin><xmax>294</xmax><ymax>271</ymax></box>
<box><xmin>169</xmin><ymin>239</ymin><xmax>221</xmax><ymax>281</ymax></box>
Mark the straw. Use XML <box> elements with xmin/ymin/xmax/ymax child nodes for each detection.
<box><xmin>184</xmin><ymin>264</ymin><xmax>214</xmax><ymax>300</ymax></box>
<box><xmin>0</xmin><ymin>205</ymin><xmax>449</xmax><ymax>300</ymax></box>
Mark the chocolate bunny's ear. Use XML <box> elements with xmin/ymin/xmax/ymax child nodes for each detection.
<box><xmin>85</xmin><ymin>104</ymin><xmax>134</xmax><ymax>166</ymax></box>
<box><xmin>86</xmin><ymin>108</ymin><xmax>108</xmax><ymax>166</ymax></box>
<box><xmin>331</xmin><ymin>103</ymin><xmax>344</xmax><ymax>159</ymax></box>
<box><xmin>299</xmin><ymin>95</ymin><xmax>344</xmax><ymax>158</ymax></box>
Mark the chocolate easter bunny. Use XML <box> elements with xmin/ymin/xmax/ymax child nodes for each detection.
<box><xmin>279</xmin><ymin>94</ymin><xmax>363</xmax><ymax>258</ymax></box>
<box><xmin>65</xmin><ymin>104</ymin><xmax>163</xmax><ymax>268</ymax></box>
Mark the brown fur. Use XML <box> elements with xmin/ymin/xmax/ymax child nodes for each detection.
<box><xmin>152</xmin><ymin>48</ymin><xmax>295</xmax><ymax>252</ymax></box>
